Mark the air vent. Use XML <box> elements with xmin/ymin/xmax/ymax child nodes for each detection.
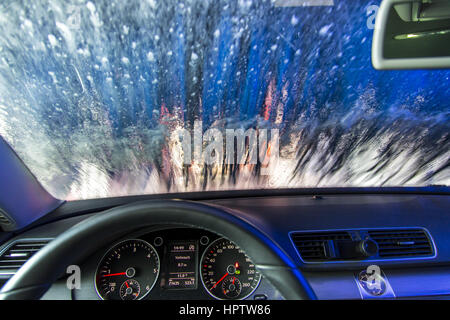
<box><xmin>0</xmin><ymin>209</ymin><xmax>12</xmax><ymax>226</ymax></box>
<box><xmin>368</xmin><ymin>229</ymin><xmax>433</xmax><ymax>258</ymax></box>
<box><xmin>0</xmin><ymin>239</ymin><xmax>51</xmax><ymax>277</ymax></box>
<box><xmin>291</xmin><ymin>228</ymin><xmax>435</xmax><ymax>263</ymax></box>
<box><xmin>290</xmin><ymin>231</ymin><xmax>352</xmax><ymax>261</ymax></box>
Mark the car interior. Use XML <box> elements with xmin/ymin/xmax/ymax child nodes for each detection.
<box><xmin>0</xmin><ymin>0</ymin><xmax>448</xmax><ymax>301</ymax></box>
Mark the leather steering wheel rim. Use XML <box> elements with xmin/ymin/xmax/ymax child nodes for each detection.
<box><xmin>0</xmin><ymin>200</ymin><xmax>316</xmax><ymax>300</ymax></box>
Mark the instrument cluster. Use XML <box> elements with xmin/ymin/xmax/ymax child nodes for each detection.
<box><xmin>94</xmin><ymin>228</ymin><xmax>262</xmax><ymax>300</ymax></box>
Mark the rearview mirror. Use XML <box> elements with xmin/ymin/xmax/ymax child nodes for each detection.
<box><xmin>372</xmin><ymin>0</ymin><xmax>450</xmax><ymax>69</ymax></box>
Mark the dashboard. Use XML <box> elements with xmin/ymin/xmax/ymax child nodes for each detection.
<box><xmin>0</xmin><ymin>191</ymin><xmax>449</xmax><ymax>300</ymax></box>
<box><xmin>76</xmin><ymin>227</ymin><xmax>281</xmax><ymax>300</ymax></box>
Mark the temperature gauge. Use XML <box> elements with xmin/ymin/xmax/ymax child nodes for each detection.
<box><xmin>120</xmin><ymin>279</ymin><xmax>141</xmax><ymax>300</ymax></box>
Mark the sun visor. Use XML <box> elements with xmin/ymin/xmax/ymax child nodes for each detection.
<box><xmin>372</xmin><ymin>0</ymin><xmax>450</xmax><ymax>69</ymax></box>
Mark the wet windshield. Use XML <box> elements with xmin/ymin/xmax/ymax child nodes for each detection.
<box><xmin>0</xmin><ymin>0</ymin><xmax>448</xmax><ymax>200</ymax></box>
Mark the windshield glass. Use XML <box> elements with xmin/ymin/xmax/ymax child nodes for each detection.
<box><xmin>0</xmin><ymin>0</ymin><xmax>448</xmax><ymax>200</ymax></box>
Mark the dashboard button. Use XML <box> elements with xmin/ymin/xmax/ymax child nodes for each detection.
<box><xmin>200</xmin><ymin>235</ymin><xmax>210</xmax><ymax>246</ymax></box>
<box><xmin>253</xmin><ymin>294</ymin><xmax>268</xmax><ymax>300</ymax></box>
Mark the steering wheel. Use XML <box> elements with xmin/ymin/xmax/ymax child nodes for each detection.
<box><xmin>0</xmin><ymin>200</ymin><xmax>316</xmax><ymax>300</ymax></box>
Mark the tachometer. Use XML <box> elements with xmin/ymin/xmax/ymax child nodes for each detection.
<box><xmin>95</xmin><ymin>239</ymin><xmax>160</xmax><ymax>300</ymax></box>
<box><xmin>200</xmin><ymin>238</ymin><xmax>261</xmax><ymax>300</ymax></box>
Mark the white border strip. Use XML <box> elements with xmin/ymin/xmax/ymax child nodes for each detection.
<box><xmin>274</xmin><ymin>0</ymin><xmax>334</xmax><ymax>7</ymax></box>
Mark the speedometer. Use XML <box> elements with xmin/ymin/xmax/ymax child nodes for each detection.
<box><xmin>200</xmin><ymin>238</ymin><xmax>261</xmax><ymax>300</ymax></box>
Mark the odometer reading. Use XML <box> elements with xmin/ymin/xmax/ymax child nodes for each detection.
<box><xmin>166</xmin><ymin>241</ymin><xmax>198</xmax><ymax>289</ymax></box>
<box><xmin>200</xmin><ymin>238</ymin><xmax>261</xmax><ymax>300</ymax></box>
<box><xmin>95</xmin><ymin>239</ymin><xmax>160</xmax><ymax>300</ymax></box>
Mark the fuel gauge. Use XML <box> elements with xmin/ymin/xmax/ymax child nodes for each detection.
<box><xmin>222</xmin><ymin>276</ymin><xmax>242</xmax><ymax>299</ymax></box>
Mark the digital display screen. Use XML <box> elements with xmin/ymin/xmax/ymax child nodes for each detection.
<box><xmin>165</xmin><ymin>241</ymin><xmax>198</xmax><ymax>289</ymax></box>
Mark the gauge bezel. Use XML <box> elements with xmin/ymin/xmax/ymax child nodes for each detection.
<box><xmin>94</xmin><ymin>238</ymin><xmax>160</xmax><ymax>300</ymax></box>
<box><xmin>199</xmin><ymin>237</ymin><xmax>261</xmax><ymax>300</ymax></box>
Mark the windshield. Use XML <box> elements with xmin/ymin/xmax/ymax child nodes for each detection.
<box><xmin>0</xmin><ymin>0</ymin><xmax>448</xmax><ymax>200</ymax></box>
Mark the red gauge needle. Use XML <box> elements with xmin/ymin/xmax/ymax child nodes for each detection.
<box><xmin>125</xmin><ymin>281</ymin><xmax>130</xmax><ymax>288</ymax></box>
<box><xmin>232</xmin><ymin>277</ymin><xmax>235</xmax><ymax>285</ymax></box>
<box><xmin>102</xmin><ymin>272</ymin><xmax>126</xmax><ymax>277</ymax></box>
<box><xmin>211</xmin><ymin>273</ymin><xmax>229</xmax><ymax>290</ymax></box>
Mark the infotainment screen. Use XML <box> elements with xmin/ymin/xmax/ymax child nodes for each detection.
<box><xmin>165</xmin><ymin>241</ymin><xmax>198</xmax><ymax>289</ymax></box>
